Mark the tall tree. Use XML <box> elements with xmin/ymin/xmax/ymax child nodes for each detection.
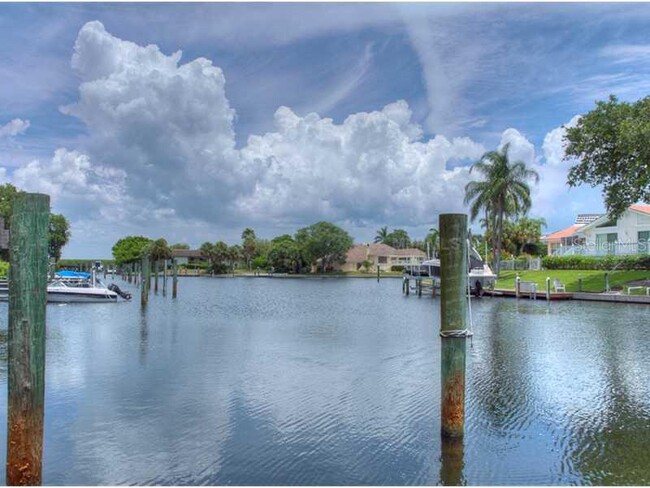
<box><xmin>501</xmin><ymin>217</ymin><xmax>547</xmax><ymax>256</ymax></box>
<box><xmin>464</xmin><ymin>143</ymin><xmax>539</xmax><ymax>274</ymax></box>
<box><xmin>565</xmin><ymin>95</ymin><xmax>650</xmax><ymax>218</ymax></box>
<box><xmin>48</xmin><ymin>214</ymin><xmax>71</xmax><ymax>262</ymax></box>
<box><xmin>268</xmin><ymin>234</ymin><xmax>302</xmax><ymax>273</ymax></box>
<box><xmin>385</xmin><ymin>229</ymin><xmax>411</xmax><ymax>249</ymax></box>
<box><xmin>425</xmin><ymin>227</ymin><xmax>440</xmax><ymax>257</ymax></box>
<box><xmin>112</xmin><ymin>236</ymin><xmax>152</xmax><ymax>265</ymax></box>
<box><xmin>0</xmin><ymin>183</ymin><xmax>19</xmax><ymax>226</ymax></box>
<box><xmin>374</xmin><ymin>226</ymin><xmax>389</xmax><ymax>244</ymax></box>
<box><xmin>170</xmin><ymin>243</ymin><xmax>190</xmax><ymax>250</ymax></box>
<box><xmin>241</xmin><ymin>228</ymin><xmax>257</xmax><ymax>270</ymax></box>
<box><xmin>295</xmin><ymin>221</ymin><xmax>353</xmax><ymax>272</ymax></box>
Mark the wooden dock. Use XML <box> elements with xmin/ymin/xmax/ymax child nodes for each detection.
<box><xmin>484</xmin><ymin>288</ymin><xmax>573</xmax><ymax>300</ymax></box>
<box><xmin>483</xmin><ymin>288</ymin><xmax>650</xmax><ymax>304</ymax></box>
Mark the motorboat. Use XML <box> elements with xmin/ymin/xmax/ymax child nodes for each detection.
<box><xmin>0</xmin><ymin>271</ymin><xmax>131</xmax><ymax>303</ymax></box>
<box><xmin>404</xmin><ymin>246</ymin><xmax>497</xmax><ymax>291</ymax></box>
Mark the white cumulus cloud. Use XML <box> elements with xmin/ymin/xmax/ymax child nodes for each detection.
<box><xmin>1</xmin><ymin>21</ymin><xmax>601</xmax><ymax>256</ymax></box>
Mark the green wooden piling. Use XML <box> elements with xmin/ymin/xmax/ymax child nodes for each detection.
<box><xmin>6</xmin><ymin>193</ymin><xmax>49</xmax><ymax>486</ymax></box>
<box><xmin>162</xmin><ymin>259</ymin><xmax>167</xmax><ymax>297</ymax></box>
<box><xmin>141</xmin><ymin>257</ymin><xmax>149</xmax><ymax>307</ymax></box>
<box><xmin>440</xmin><ymin>437</ymin><xmax>465</xmax><ymax>485</ymax></box>
<box><xmin>172</xmin><ymin>258</ymin><xmax>178</xmax><ymax>299</ymax></box>
<box><xmin>439</xmin><ymin>213</ymin><xmax>468</xmax><ymax>438</ymax></box>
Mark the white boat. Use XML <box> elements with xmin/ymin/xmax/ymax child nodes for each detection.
<box><xmin>404</xmin><ymin>247</ymin><xmax>497</xmax><ymax>292</ymax></box>
<box><xmin>47</xmin><ymin>278</ymin><xmax>119</xmax><ymax>303</ymax></box>
<box><xmin>0</xmin><ymin>271</ymin><xmax>131</xmax><ymax>303</ymax></box>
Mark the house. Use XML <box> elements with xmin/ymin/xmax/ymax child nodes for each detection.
<box><xmin>336</xmin><ymin>243</ymin><xmax>427</xmax><ymax>272</ymax></box>
<box><xmin>545</xmin><ymin>204</ymin><xmax>650</xmax><ymax>256</ymax></box>
<box><xmin>541</xmin><ymin>214</ymin><xmax>601</xmax><ymax>256</ymax></box>
<box><xmin>171</xmin><ymin>249</ymin><xmax>206</xmax><ymax>266</ymax></box>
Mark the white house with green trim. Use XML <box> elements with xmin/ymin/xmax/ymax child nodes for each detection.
<box><xmin>554</xmin><ymin>204</ymin><xmax>650</xmax><ymax>256</ymax></box>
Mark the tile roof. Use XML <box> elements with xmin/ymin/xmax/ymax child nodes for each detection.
<box><xmin>631</xmin><ymin>204</ymin><xmax>650</xmax><ymax>215</ymax></box>
<box><xmin>391</xmin><ymin>248</ymin><xmax>427</xmax><ymax>257</ymax></box>
<box><xmin>542</xmin><ymin>224</ymin><xmax>583</xmax><ymax>241</ymax></box>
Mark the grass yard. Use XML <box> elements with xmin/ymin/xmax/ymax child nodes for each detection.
<box><xmin>496</xmin><ymin>270</ymin><xmax>650</xmax><ymax>293</ymax></box>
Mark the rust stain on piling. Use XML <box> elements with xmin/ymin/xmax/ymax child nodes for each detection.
<box><xmin>7</xmin><ymin>409</ymin><xmax>44</xmax><ymax>485</ymax></box>
<box><xmin>441</xmin><ymin>371</ymin><xmax>465</xmax><ymax>437</ymax></box>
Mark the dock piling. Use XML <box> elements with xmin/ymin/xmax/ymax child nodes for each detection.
<box><xmin>172</xmin><ymin>258</ymin><xmax>178</xmax><ymax>299</ymax></box>
<box><xmin>439</xmin><ymin>213</ymin><xmax>469</xmax><ymax>438</ymax></box>
<box><xmin>162</xmin><ymin>259</ymin><xmax>168</xmax><ymax>297</ymax></box>
<box><xmin>546</xmin><ymin>277</ymin><xmax>550</xmax><ymax>301</ymax></box>
<box><xmin>6</xmin><ymin>193</ymin><xmax>49</xmax><ymax>486</ymax></box>
<box><xmin>515</xmin><ymin>275</ymin><xmax>520</xmax><ymax>299</ymax></box>
<box><xmin>141</xmin><ymin>256</ymin><xmax>149</xmax><ymax>307</ymax></box>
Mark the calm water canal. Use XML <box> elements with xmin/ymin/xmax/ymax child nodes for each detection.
<box><xmin>1</xmin><ymin>277</ymin><xmax>649</xmax><ymax>485</ymax></box>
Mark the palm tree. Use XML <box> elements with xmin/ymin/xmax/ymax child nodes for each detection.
<box><xmin>425</xmin><ymin>227</ymin><xmax>440</xmax><ymax>257</ymax></box>
<box><xmin>464</xmin><ymin>143</ymin><xmax>539</xmax><ymax>274</ymax></box>
<box><xmin>374</xmin><ymin>226</ymin><xmax>389</xmax><ymax>244</ymax></box>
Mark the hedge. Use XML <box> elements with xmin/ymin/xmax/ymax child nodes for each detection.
<box><xmin>391</xmin><ymin>265</ymin><xmax>405</xmax><ymax>272</ymax></box>
<box><xmin>542</xmin><ymin>254</ymin><xmax>650</xmax><ymax>270</ymax></box>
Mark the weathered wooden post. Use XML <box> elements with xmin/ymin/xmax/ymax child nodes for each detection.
<box><xmin>439</xmin><ymin>213</ymin><xmax>468</xmax><ymax>438</ymax></box>
<box><xmin>440</xmin><ymin>437</ymin><xmax>465</xmax><ymax>485</ymax></box>
<box><xmin>162</xmin><ymin>259</ymin><xmax>168</xmax><ymax>297</ymax></box>
<box><xmin>417</xmin><ymin>277</ymin><xmax>423</xmax><ymax>297</ymax></box>
<box><xmin>578</xmin><ymin>274</ymin><xmax>582</xmax><ymax>292</ymax></box>
<box><xmin>405</xmin><ymin>277</ymin><xmax>410</xmax><ymax>295</ymax></box>
<box><xmin>6</xmin><ymin>193</ymin><xmax>49</xmax><ymax>485</ymax></box>
<box><xmin>172</xmin><ymin>258</ymin><xmax>178</xmax><ymax>299</ymax></box>
<box><xmin>141</xmin><ymin>256</ymin><xmax>149</xmax><ymax>307</ymax></box>
<box><xmin>377</xmin><ymin>265</ymin><xmax>380</xmax><ymax>282</ymax></box>
<box><xmin>154</xmin><ymin>260</ymin><xmax>159</xmax><ymax>294</ymax></box>
<box><xmin>546</xmin><ymin>276</ymin><xmax>551</xmax><ymax>301</ymax></box>
<box><xmin>515</xmin><ymin>275</ymin><xmax>521</xmax><ymax>299</ymax></box>
<box><xmin>605</xmin><ymin>272</ymin><xmax>609</xmax><ymax>292</ymax></box>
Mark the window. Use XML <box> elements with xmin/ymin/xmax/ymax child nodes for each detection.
<box><xmin>378</xmin><ymin>256</ymin><xmax>387</xmax><ymax>264</ymax></box>
<box><xmin>596</xmin><ymin>233</ymin><xmax>617</xmax><ymax>255</ymax></box>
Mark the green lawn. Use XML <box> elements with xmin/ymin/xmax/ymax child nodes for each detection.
<box><xmin>496</xmin><ymin>270</ymin><xmax>650</xmax><ymax>293</ymax></box>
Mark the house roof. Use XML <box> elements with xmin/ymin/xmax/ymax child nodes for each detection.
<box><xmin>631</xmin><ymin>204</ymin><xmax>650</xmax><ymax>216</ymax></box>
<box><xmin>171</xmin><ymin>249</ymin><xmax>204</xmax><ymax>259</ymax></box>
<box><xmin>345</xmin><ymin>245</ymin><xmax>370</xmax><ymax>263</ymax></box>
<box><xmin>392</xmin><ymin>248</ymin><xmax>427</xmax><ymax>257</ymax></box>
<box><xmin>542</xmin><ymin>224</ymin><xmax>583</xmax><ymax>241</ymax></box>
<box><xmin>367</xmin><ymin>243</ymin><xmax>396</xmax><ymax>256</ymax></box>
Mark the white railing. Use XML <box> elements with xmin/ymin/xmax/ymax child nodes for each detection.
<box><xmin>552</xmin><ymin>241</ymin><xmax>649</xmax><ymax>256</ymax></box>
<box><xmin>500</xmin><ymin>257</ymin><xmax>542</xmax><ymax>271</ymax></box>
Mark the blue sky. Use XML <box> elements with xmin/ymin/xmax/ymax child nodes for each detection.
<box><xmin>1</xmin><ymin>3</ymin><xmax>650</xmax><ymax>258</ymax></box>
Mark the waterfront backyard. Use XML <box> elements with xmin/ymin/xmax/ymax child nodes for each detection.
<box><xmin>1</xmin><ymin>277</ymin><xmax>648</xmax><ymax>485</ymax></box>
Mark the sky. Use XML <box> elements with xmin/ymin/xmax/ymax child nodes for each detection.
<box><xmin>2</xmin><ymin>3</ymin><xmax>650</xmax><ymax>258</ymax></box>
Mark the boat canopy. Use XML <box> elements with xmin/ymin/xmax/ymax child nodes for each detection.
<box><xmin>56</xmin><ymin>270</ymin><xmax>92</xmax><ymax>278</ymax></box>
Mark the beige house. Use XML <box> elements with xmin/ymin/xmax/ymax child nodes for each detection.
<box><xmin>337</xmin><ymin>243</ymin><xmax>427</xmax><ymax>272</ymax></box>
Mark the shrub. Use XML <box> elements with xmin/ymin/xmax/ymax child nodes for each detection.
<box><xmin>542</xmin><ymin>254</ymin><xmax>650</xmax><ymax>270</ymax></box>
<box><xmin>391</xmin><ymin>265</ymin><xmax>405</xmax><ymax>272</ymax></box>
<box><xmin>0</xmin><ymin>260</ymin><xmax>8</xmax><ymax>277</ymax></box>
